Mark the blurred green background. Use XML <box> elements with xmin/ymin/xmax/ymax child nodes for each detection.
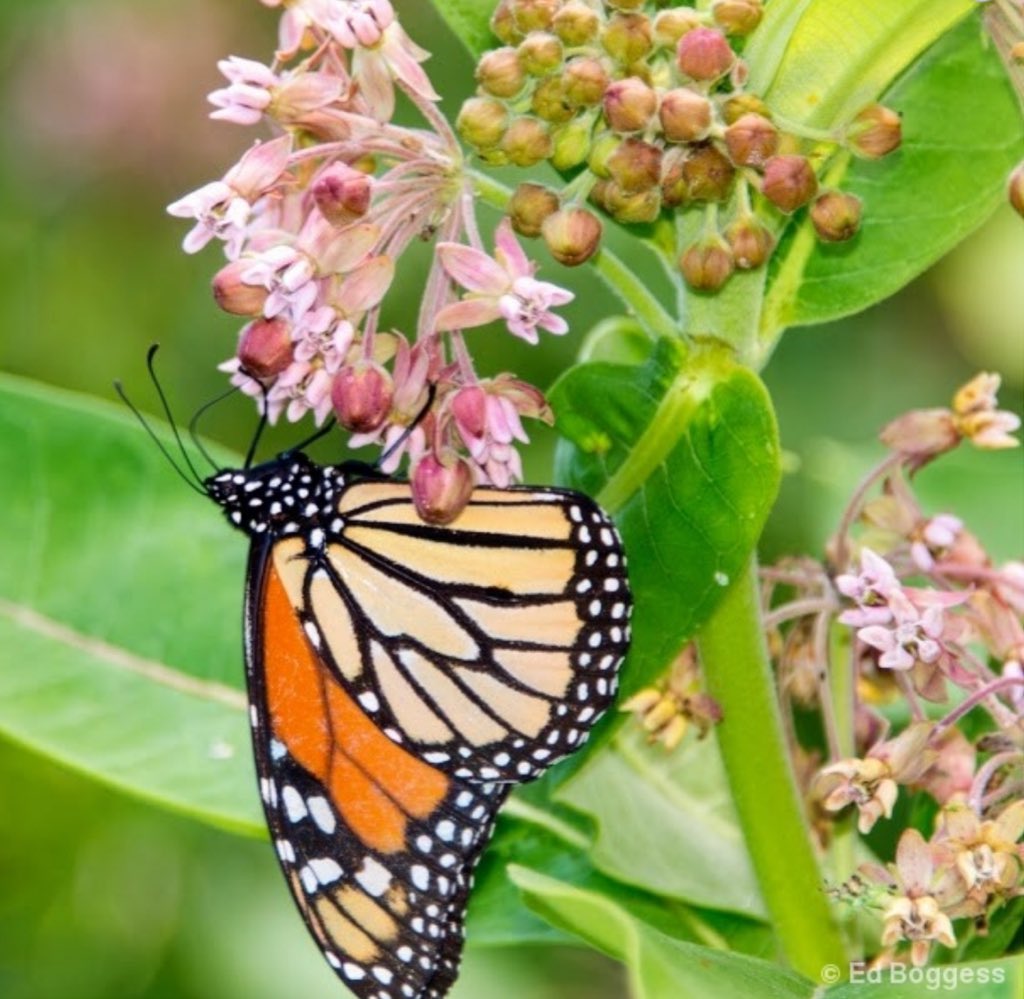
<box><xmin>0</xmin><ymin>2</ymin><xmax>1020</xmax><ymax>997</ymax></box>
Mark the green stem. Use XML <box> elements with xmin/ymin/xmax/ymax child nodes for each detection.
<box><xmin>697</xmin><ymin>559</ymin><xmax>848</xmax><ymax>978</ymax></box>
<box><xmin>470</xmin><ymin>169</ymin><xmax>678</xmax><ymax>340</ymax></box>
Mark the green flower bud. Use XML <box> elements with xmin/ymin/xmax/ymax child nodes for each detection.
<box><xmin>653</xmin><ymin>9</ymin><xmax>703</xmax><ymax>48</ymax></box>
<box><xmin>676</xmin><ymin>27</ymin><xmax>735</xmax><ymax>81</ymax></box>
<box><xmin>501</xmin><ymin>116</ymin><xmax>553</xmax><ymax>166</ymax></box>
<box><xmin>724</xmin><ymin>113</ymin><xmax>778</xmax><ymax>167</ymax></box>
<box><xmin>721</xmin><ymin>92</ymin><xmax>770</xmax><ymax>124</ymax></box>
<box><xmin>457</xmin><ymin>96</ymin><xmax>510</xmax><ymax>149</ymax></box>
<box><xmin>680</xmin><ymin>236</ymin><xmax>734</xmax><ymax>291</ymax></box>
<box><xmin>846</xmin><ymin>104</ymin><xmax>902</xmax><ymax>159</ymax></box>
<box><xmin>588</xmin><ymin>131</ymin><xmax>622</xmax><ymax>177</ymax></box>
<box><xmin>602</xmin><ymin>12</ymin><xmax>654</xmax><ymax>65</ymax></box>
<box><xmin>712</xmin><ymin>0</ymin><xmax>764</xmax><ymax>36</ymax></box>
<box><xmin>553</xmin><ymin>1</ymin><xmax>601</xmax><ymax>46</ymax></box>
<box><xmin>476</xmin><ymin>47</ymin><xmax>527</xmax><ymax>99</ymax></box>
<box><xmin>659</xmin><ymin>88</ymin><xmax>713</xmax><ymax>143</ymax></box>
<box><xmin>592</xmin><ymin>180</ymin><xmax>661</xmax><ymax>224</ymax></box>
<box><xmin>724</xmin><ymin>216</ymin><xmax>774</xmax><ymax>269</ymax></box>
<box><xmin>510</xmin><ymin>0</ymin><xmax>560</xmax><ymax>33</ymax></box>
<box><xmin>762</xmin><ymin>154</ymin><xmax>818</xmax><ymax>212</ymax></box>
<box><xmin>551</xmin><ymin>120</ymin><xmax>593</xmax><ymax>170</ymax></box>
<box><xmin>532</xmin><ymin>76</ymin><xmax>573</xmax><ymax>123</ymax></box>
<box><xmin>810</xmin><ymin>190</ymin><xmax>862</xmax><ymax>242</ymax></box>
<box><xmin>608</xmin><ymin>138</ymin><xmax>663</xmax><ymax>193</ymax></box>
<box><xmin>518</xmin><ymin>31</ymin><xmax>563</xmax><ymax>75</ymax></box>
<box><xmin>607</xmin><ymin>0</ymin><xmax>645</xmax><ymax>10</ymax></box>
<box><xmin>1009</xmin><ymin>161</ymin><xmax>1024</xmax><ymax>218</ymax></box>
<box><xmin>542</xmin><ymin>207</ymin><xmax>604</xmax><ymax>266</ymax></box>
<box><xmin>491</xmin><ymin>0</ymin><xmax>523</xmax><ymax>45</ymax></box>
<box><xmin>602</xmin><ymin>76</ymin><xmax>657</xmax><ymax>133</ymax></box>
<box><xmin>682</xmin><ymin>143</ymin><xmax>736</xmax><ymax>202</ymax></box>
<box><xmin>508</xmin><ymin>182</ymin><xmax>560</xmax><ymax>237</ymax></box>
<box><xmin>564</xmin><ymin>56</ymin><xmax>610</xmax><ymax>108</ymax></box>
<box><xmin>660</xmin><ymin>150</ymin><xmax>689</xmax><ymax>207</ymax></box>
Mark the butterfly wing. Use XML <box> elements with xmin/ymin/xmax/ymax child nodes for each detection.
<box><xmin>246</xmin><ymin>546</ymin><xmax>509</xmax><ymax>999</ymax></box>
<box><xmin>271</xmin><ymin>481</ymin><xmax>632</xmax><ymax>783</ymax></box>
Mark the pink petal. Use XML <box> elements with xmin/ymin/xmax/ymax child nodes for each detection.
<box><xmin>352</xmin><ymin>48</ymin><xmax>395</xmax><ymax>121</ymax></box>
<box><xmin>226</xmin><ymin>135</ymin><xmax>293</xmax><ymax>199</ymax></box>
<box><xmin>896</xmin><ymin>830</ymin><xmax>934</xmax><ymax>894</ymax></box>
<box><xmin>493</xmin><ymin>219</ymin><xmax>531</xmax><ymax>279</ymax></box>
<box><xmin>437</xmin><ymin>243</ymin><xmax>510</xmax><ymax>295</ymax></box>
<box><xmin>317</xmin><ymin>222</ymin><xmax>380</xmax><ymax>273</ymax></box>
<box><xmin>335</xmin><ymin>255</ymin><xmax>394</xmax><ymax>313</ymax></box>
<box><xmin>538</xmin><ymin>311</ymin><xmax>569</xmax><ymax>335</ymax></box>
<box><xmin>858</xmin><ymin>625</ymin><xmax>894</xmax><ymax>652</ymax></box>
<box><xmin>434</xmin><ymin>299</ymin><xmax>503</xmax><ymax>332</ymax></box>
<box><xmin>382</xmin><ymin>26</ymin><xmax>440</xmax><ymax>101</ymax></box>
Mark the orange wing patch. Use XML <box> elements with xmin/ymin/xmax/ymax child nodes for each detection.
<box><xmin>262</xmin><ymin>564</ymin><xmax>448</xmax><ymax>854</ymax></box>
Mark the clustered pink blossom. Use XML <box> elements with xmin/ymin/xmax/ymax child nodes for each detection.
<box><xmin>168</xmin><ymin>0</ymin><xmax>576</xmax><ymax>521</ymax></box>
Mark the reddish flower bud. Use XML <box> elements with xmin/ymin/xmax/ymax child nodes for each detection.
<box><xmin>212</xmin><ymin>260</ymin><xmax>269</xmax><ymax>316</ymax></box>
<box><xmin>500</xmin><ymin>116</ymin><xmax>553</xmax><ymax>166</ymax></box>
<box><xmin>602</xmin><ymin>77</ymin><xmax>657</xmax><ymax>133</ymax></box>
<box><xmin>591</xmin><ymin>181</ymin><xmax>661</xmax><ymax>224</ymax></box>
<box><xmin>653</xmin><ymin>9</ymin><xmax>702</xmax><ymax>47</ymax></box>
<box><xmin>1009</xmin><ymin>161</ymin><xmax>1024</xmax><ymax>218</ymax></box>
<box><xmin>510</xmin><ymin>0</ymin><xmax>560</xmax><ymax>33</ymax></box>
<box><xmin>659</xmin><ymin>88</ymin><xmax>713</xmax><ymax>143</ymax></box>
<box><xmin>679</xmin><ymin>237</ymin><xmax>734</xmax><ymax>291</ymax></box>
<box><xmin>312</xmin><ymin>162</ymin><xmax>372</xmax><ymax>226</ymax></box>
<box><xmin>542</xmin><ymin>207</ymin><xmax>603</xmax><ymax>266</ymax></box>
<box><xmin>724</xmin><ymin>113</ymin><xmax>778</xmax><ymax>167</ymax></box>
<box><xmin>456</xmin><ymin>96</ymin><xmax>510</xmax><ymax>149</ymax></box>
<box><xmin>880</xmin><ymin>409</ymin><xmax>960</xmax><ymax>469</ymax></box>
<box><xmin>847</xmin><ymin>104</ymin><xmax>902</xmax><ymax>159</ymax></box>
<box><xmin>762</xmin><ymin>154</ymin><xmax>818</xmax><ymax>213</ymax></box>
<box><xmin>518</xmin><ymin>31</ymin><xmax>563</xmax><ymax>75</ymax></box>
<box><xmin>602</xmin><ymin>13</ymin><xmax>654</xmax><ymax>65</ymax></box>
<box><xmin>721</xmin><ymin>92</ymin><xmax>769</xmax><ymax>124</ymax></box>
<box><xmin>476</xmin><ymin>47</ymin><xmax>527</xmax><ymax>98</ymax></box>
<box><xmin>450</xmin><ymin>385</ymin><xmax>488</xmax><ymax>439</ymax></box>
<box><xmin>607</xmin><ymin>138</ymin><xmax>663</xmax><ymax>193</ymax></box>
<box><xmin>490</xmin><ymin>1</ymin><xmax>523</xmax><ymax>44</ymax></box>
<box><xmin>724</xmin><ymin>217</ymin><xmax>774</xmax><ymax>269</ymax></box>
<box><xmin>411</xmin><ymin>453</ymin><xmax>475</xmax><ymax>525</ymax></box>
<box><xmin>553</xmin><ymin>1</ymin><xmax>601</xmax><ymax>45</ymax></box>
<box><xmin>238</xmin><ymin>317</ymin><xmax>293</xmax><ymax>378</ymax></box>
<box><xmin>508</xmin><ymin>182</ymin><xmax>560</xmax><ymax>237</ymax></box>
<box><xmin>331</xmin><ymin>361</ymin><xmax>394</xmax><ymax>433</ymax></box>
<box><xmin>564</xmin><ymin>57</ymin><xmax>610</xmax><ymax>108</ymax></box>
<box><xmin>712</xmin><ymin>0</ymin><xmax>764</xmax><ymax>36</ymax></box>
<box><xmin>677</xmin><ymin>27</ymin><xmax>735</xmax><ymax>81</ymax></box>
<box><xmin>810</xmin><ymin>191</ymin><xmax>862</xmax><ymax>242</ymax></box>
<box><xmin>682</xmin><ymin>144</ymin><xmax>736</xmax><ymax>202</ymax></box>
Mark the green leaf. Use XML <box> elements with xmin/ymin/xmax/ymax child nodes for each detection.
<box><xmin>427</xmin><ymin>0</ymin><xmax>494</xmax><ymax>59</ymax></box>
<box><xmin>0</xmin><ymin>375</ymin><xmax>261</xmax><ymax>835</ymax></box>
<box><xmin>554</xmin><ymin>727</ymin><xmax>765</xmax><ymax>919</ymax></box>
<box><xmin>761</xmin><ymin>17</ymin><xmax>1024</xmax><ymax>340</ymax></box>
<box><xmin>551</xmin><ymin>338</ymin><xmax>781</xmax><ymax>696</ymax></box>
<box><xmin>508</xmin><ymin>866</ymin><xmax>812</xmax><ymax>999</ymax></box>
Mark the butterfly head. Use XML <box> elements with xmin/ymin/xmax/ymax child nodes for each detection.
<box><xmin>204</xmin><ymin>452</ymin><xmax>345</xmax><ymax>537</ymax></box>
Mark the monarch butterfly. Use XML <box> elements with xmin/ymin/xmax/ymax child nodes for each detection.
<box><xmin>204</xmin><ymin>452</ymin><xmax>631</xmax><ymax>998</ymax></box>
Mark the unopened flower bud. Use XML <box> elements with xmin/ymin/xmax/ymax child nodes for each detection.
<box><xmin>588</xmin><ymin>131</ymin><xmax>622</xmax><ymax>177</ymax></box>
<box><xmin>592</xmin><ymin>181</ymin><xmax>661</xmax><ymax>224</ymax></box>
<box><xmin>680</xmin><ymin>236</ymin><xmax>734</xmax><ymax>291</ymax></box>
<box><xmin>312</xmin><ymin>162</ymin><xmax>372</xmax><ymax>226</ymax></box>
<box><xmin>659</xmin><ymin>88</ymin><xmax>713</xmax><ymax>142</ymax></box>
<box><xmin>238</xmin><ymin>317</ymin><xmax>293</xmax><ymax>378</ymax></box>
<box><xmin>551</xmin><ymin>120</ymin><xmax>593</xmax><ymax>170</ymax></box>
<box><xmin>602</xmin><ymin>13</ymin><xmax>654</xmax><ymax>65</ymax></box>
<box><xmin>724</xmin><ymin>113</ymin><xmax>778</xmax><ymax>167</ymax></box>
<box><xmin>660</xmin><ymin>152</ymin><xmax>688</xmax><ymax>207</ymax></box>
<box><xmin>721</xmin><ymin>92</ymin><xmax>769</xmax><ymax>124</ymax></box>
<box><xmin>1009</xmin><ymin>162</ymin><xmax>1024</xmax><ymax>218</ymax></box>
<box><xmin>677</xmin><ymin>27</ymin><xmax>735</xmax><ymax>81</ymax></box>
<box><xmin>331</xmin><ymin>361</ymin><xmax>394</xmax><ymax>433</ymax></box>
<box><xmin>682</xmin><ymin>143</ymin><xmax>736</xmax><ymax>202</ymax></box>
<box><xmin>476</xmin><ymin>47</ymin><xmax>527</xmax><ymax>98</ymax></box>
<box><xmin>724</xmin><ymin>216</ymin><xmax>774</xmax><ymax>269</ymax></box>
<box><xmin>412</xmin><ymin>453</ymin><xmax>474</xmax><ymax>525</ymax></box>
<box><xmin>847</xmin><ymin>104</ymin><xmax>902</xmax><ymax>159</ymax></box>
<box><xmin>762</xmin><ymin>154</ymin><xmax>818</xmax><ymax>212</ymax></box>
<box><xmin>564</xmin><ymin>57</ymin><xmax>610</xmax><ymax>108</ymax></box>
<box><xmin>511</xmin><ymin>0</ymin><xmax>560</xmax><ymax>33</ymax></box>
<box><xmin>608</xmin><ymin>138</ymin><xmax>663</xmax><ymax>193</ymax></box>
<box><xmin>602</xmin><ymin>77</ymin><xmax>657</xmax><ymax>133</ymax></box>
<box><xmin>542</xmin><ymin>207</ymin><xmax>603</xmax><ymax>266</ymax></box>
<box><xmin>810</xmin><ymin>191</ymin><xmax>862</xmax><ymax>242</ymax></box>
<box><xmin>213</xmin><ymin>260</ymin><xmax>269</xmax><ymax>315</ymax></box>
<box><xmin>607</xmin><ymin>0</ymin><xmax>645</xmax><ymax>10</ymax></box>
<box><xmin>712</xmin><ymin>0</ymin><xmax>763</xmax><ymax>36</ymax></box>
<box><xmin>518</xmin><ymin>31</ymin><xmax>563</xmax><ymax>75</ymax></box>
<box><xmin>553</xmin><ymin>1</ymin><xmax>601</xmax><ymax>46</ymax></box>
<box><xmin>491</xmin><ymin>1</ymin><xmax>523</xmax><ymax>44</ymax></box>
<box><xmin>457</xmin><ymin>96</ymin><xmax>510</xmax><ymax>149</ymax></box>
<box><xmin>880</xmin><ymin>408</ymin><xmax>960</xmax><ymax>468</ymax></box>
<box><xmin>532</xmin><ymin>76</ymin><xmax>573</xmax><ymax>123</ymax></box>
<box><xmin>508</xmin><ymin>182</ymin><xmax>560</xmax><ymax>237</ymax></box>
<box><xmin>653</xmin><ymin>9</ymin><xmax>703</xmax><ymax>47</ymax></box>
<box><xmin>501</xmin><ymin>116</ymin><xmax>553</xmax><ymax>166</ymax></box>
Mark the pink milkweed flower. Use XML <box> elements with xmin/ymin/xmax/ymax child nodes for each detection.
<box><xmin>911</xmin><ymin>514</ymin><xmax>963</xmax><ymax>572</ymax></box>
<box><xmin>858</xmin><ymin>590</ymin><xmax>947</xmax><ymax>671</ymax></box>
<box><xmin>322</xmin><ymin>0</ymin><xmax>396</xmax><ymax>48</ymax></box>
<box><xmin>208</xmin><ymin>56</ymin><xmax>278</xmax><ymax>125</ymax></box>
<box><xmin>436</xmin><ymin>220</ymin><xmax>574</xmax><ymax>345</ymax></box>
<box><xmin>351</xmin><ymin>21</ymin><xmax>438</xmax><ymax>121</ymax></box>
<box><xmin>292</xmin><ymin>308</ymin><xmax>355</xmax><ymax>374</ymax></box>
<box><xmin>266</xmin><ymin>360</ymin><xmax>334</xmax><ymax>425</ymax></box>
<box><xmin>241</xmin><ymin>244</ymin><xmax>320</xmax><ymax>324</ymax></box>
<box><xmin>835</xmin><ymin>547</ymin><xmax>900</xmax><ymax>626</ymax></box>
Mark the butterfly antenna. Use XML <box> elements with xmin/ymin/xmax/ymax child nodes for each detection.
<box><xmin>145</xmin><ymin>344</ymin><xmax>205</xmax><ymax>484</ymax></box>
<box><xmin>243</xmin><ymin>379</ymin><xmax>273</xmax><ymax>469</ymax></box>
<box><xmin>188</xmin><ymin>384</ymin><xmax>239</xmax><ymax>472</ymax></box>
<box><xmin>114</xmin><ymin>380</ymin><xmax>207</xmax><ymax>496</ymax></box>
<box><xmin>378</xmin><ymin>383</ymin><xmax>437</xmax><ymax>470</ymax></box>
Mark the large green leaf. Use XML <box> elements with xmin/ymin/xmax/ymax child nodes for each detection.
<box><xmin>0</xmin><ymin>375</ymin><xmax>261</xmax><ymax>834</ymax></box>
<box><xmin>762</xmin><ymin>17</ymin><xmax>1024</xmax><ymax>337</ymax></box>
<box><xmin>427</xmin><ymin>0</ymin><xmax>494</xmax><ymax>59</ymax></box>
<box><xmin>551</xmin><ymin>338</ymin><xmax>781</xmax><ymax>696</ymax></box>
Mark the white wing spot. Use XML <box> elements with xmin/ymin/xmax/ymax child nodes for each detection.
<box><xmin>299</xmin><ymin>866</ymin><xmax>318</xmax><ymax>894</ymax></box>
<box><xmin>308</xmin><ymin>796</ymin><xmax>336</xmax><ymax>834</ymax></box>
<box><xmin>436</xmin><ymin>820</ymin><xmax>455</xmax><ymax>842</ymax></box>
<box><xmin>411</xmin><ymin>865</ymin><xmax>430</xmax><ymax>890</ymax></box>
<box><xmin>270</xmin><ymin>739</ymin><xmax>287</xmax><ymax>760</ymax></box>
<box><xmin>359</xmin><ymin>691</ymin><xmax>381</xmax><ymax>713</ymax></box>
<box><xmin>416</xmin><ymin>835</ymin><xmax>432</xmax><ymax>853</ymax></box>
<box><xmin>282</xmin><ymin>785</ymin><xmax>307</xmax><ymax>822</ymax></box>
<box><xmin>310</xmin><ymin>858</ymin><xmax>343</xmax><ymax>885</ymax></box>
<box><xmin>343</xmin><ymin>963</ymin><xmax>366</xmax><ymax>981</ymax></box>
<box><xmin>355</xmin><ymin>858</ymin><xmax>392</xmax><ymax>898</ymax></box>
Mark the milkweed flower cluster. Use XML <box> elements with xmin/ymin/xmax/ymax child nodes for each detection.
<box><xmin>167</xmin><ymin>0</ymin><xmax>575</xmax><ymax>522</ymax></box>
<box><xmin>461</xmin><ymin>0</ymin><xmax>902</xmax><ymax>289</ymax></box>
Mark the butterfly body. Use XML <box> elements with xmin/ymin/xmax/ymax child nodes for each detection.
<box><xmin>206</xmin><ymin>452</ymin><xmax>631</xmax><ymax>998</ymax></box>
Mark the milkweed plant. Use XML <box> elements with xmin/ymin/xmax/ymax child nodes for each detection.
<box><xmin>11</xmin><ymin>0</ymin><xmax>1023</xmax><ymax>996</ymax></box>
